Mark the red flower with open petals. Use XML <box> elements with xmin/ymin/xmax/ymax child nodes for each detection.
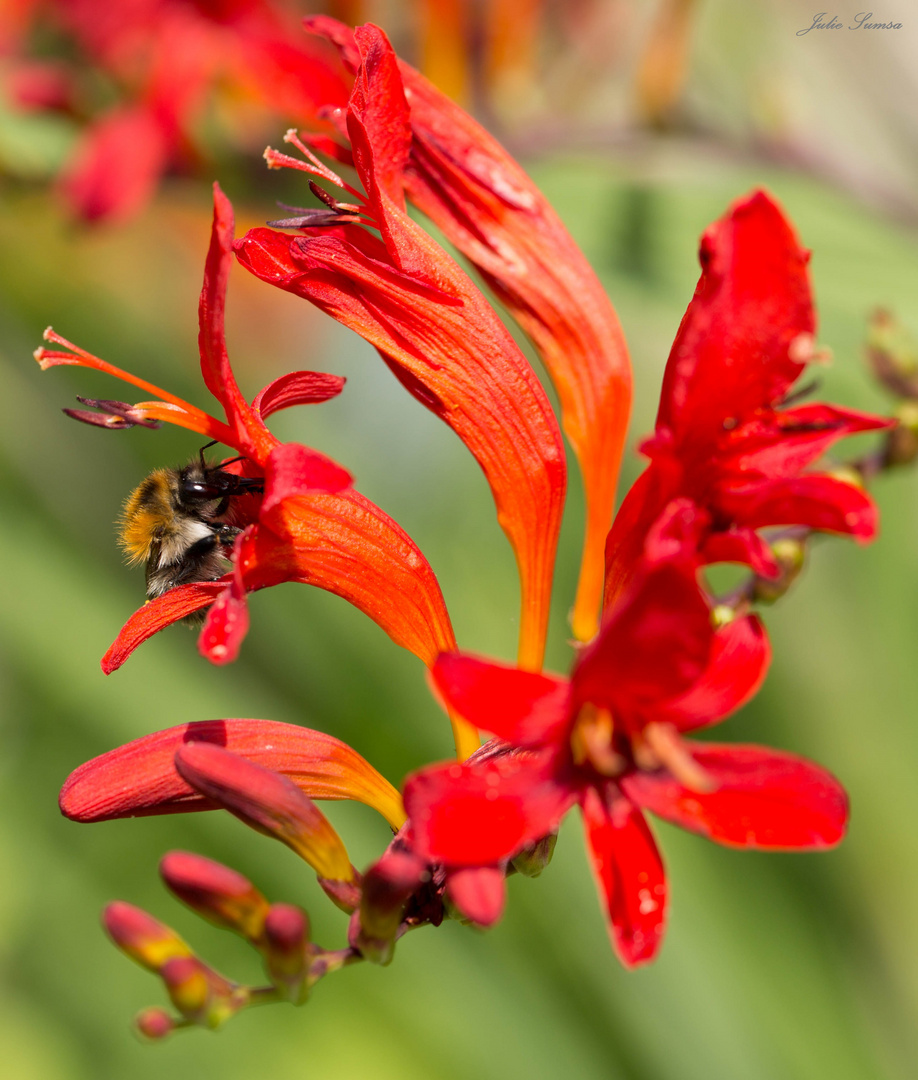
<box><xmin>404</xmin><ymin>556</ymin><xmax>847</xmax><ymax>966</ymax></box>
<box><xmin>234</xmin><ymin>24</ymin><xmax>566</xmax><ymax>672</ymax></box>
<box><xmin>37</xmin><ymin>183</ymin><xmax>477</xmax><ymax>755</ymax></box>
<box><xmin>603</xmin><ymin>190</ymin><xmax>891</xmax><ymax>605</ymax></box>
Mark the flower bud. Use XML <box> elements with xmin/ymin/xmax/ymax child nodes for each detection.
<box><xmin>351</xmin><ymin>848</ymin><xmax>426</xmax><ymax>965</ymax></box>
<box><xmin>134</xmin><ymin>1007</ymin><xmax>176</xmax><ymax>1041</ymax></box>
<box><xmin>103</xmin><ymin>901</ymin><xmax>192</xmax><ymax>972</ymax></box>
<box><xmin>174</xmin><ymin>743</ymin><xmax>356</xmax><ymax>888</ymax></box>
<box><xmin>510</xmin><ymin>832</ymin><xmax>558</xmax><ymax>878</ymax></box>
<box><xmin>160</xmin><ymin>851</ymin><xmax>270</xmax><ymax>943</ymax></box>
<box><xmin>885</xmin><ymin>400</ymin><xmax>918</xmax><ymax>467</ymax></box>
<box><xmin>753</xmin><ymin>537</ymin><xmax>806</xmax><ymax>605</ymax></box>
<box><xmin>263</xmin><ymin>903</ymin><xmax>311</xmax><ymax>1002</ymax></box>
<box><xmin>160</xmin><ymin>956</ymin><xmax>241</xmax><ymax>1029</ymax></box>
<box><xmin>866</xmin><ymin>308</ymin><xmax>918</xmax><ymax>399</ymax></box>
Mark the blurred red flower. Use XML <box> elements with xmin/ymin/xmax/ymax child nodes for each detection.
<box><xmin>1</xmin><ymin>0</ymin><xmax>351</xmax><ymax>222</ymax></box>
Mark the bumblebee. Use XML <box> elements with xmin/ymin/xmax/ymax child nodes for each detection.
<box><xmin>119</xmin><ymin>452</ymin><xmax>264</xmax><ymax>603</ymax></box>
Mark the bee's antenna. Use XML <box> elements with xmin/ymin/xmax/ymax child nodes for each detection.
<box><xmin>198</xmin><ymin>440</ymin><xmax>219</xmax><ymax>468</ymax></box>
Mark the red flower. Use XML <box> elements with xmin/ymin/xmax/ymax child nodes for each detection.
<box><xmin>603</xmin><ymin>190</ymin><xmax>891</xmax><ymax>605</ymax></box>
<box><xmin>302</xmin><ymin>15</ymin><xmax>633</xmax><ymax>643</ymax></box>
<box><xmin>3</xmin><ymin>0</ymin><xmax>351</xmax><ymax>222</ymax></box>
<box><xmin>37</xmin><ymin>183</ymin><xmax>478</xmax><ymax>755</ymax></box>
<box><xmin>234</xmin><ymin>23</ymin><xmax>567</xmax><ymax>672</ymax></box>
<box><xmin>403</xmin><ymin>556</ymin><xmax>847</xmax><ymax>966</ymax></box>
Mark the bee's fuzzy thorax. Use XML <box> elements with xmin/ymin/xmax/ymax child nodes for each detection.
<box><xmin>118</xmin><ymin>468</ymin><xmax>178</xmax><ymax>564</ymax></box>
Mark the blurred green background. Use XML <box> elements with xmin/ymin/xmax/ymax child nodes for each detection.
<box><xmin>2</xmin><ymin>4</ymin><xmax>918</xmax><ymax>1079</ymax></box>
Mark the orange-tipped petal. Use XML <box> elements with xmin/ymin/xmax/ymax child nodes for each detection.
<box><xmin>399</xmin><ymin>57</ymin><xmax>631</xmax><ymax>642</ymax></box>
<box><xmin>59</xmin><ymin>718</ymin><xmax>406</xmax><ymax>831</ymax></box>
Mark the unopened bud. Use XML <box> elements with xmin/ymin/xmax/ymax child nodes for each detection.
<box><xmin>511</xmin><ymin>833</ymin><xmax>558</xmax><ymax>878</ymax></box>
<box><xmin>263</xmin><ymin>904</ymin><xmax>310</xmax><ymax>1002</ymax></box>
<box><xmin>174</xmin><ymin>744</ymin><xmax>356</xmax><ymax>888</ymax></box>
<box><xmin>103</xmin><ymin>902</ymin><xmax>192</xmax><ymax>972</ymax></box>
<box><xmin>160</xmin><ymin>956</ymin><xmax>241</xmax><ymax>1029</ymax></box>
<box><xmin>866</xmin><ymin>308</ymin><xmax>918</xmax><ymax>398</ymax></box>
<box><xmin>134</xmin><ymin>1007</ymin><xmax>176</xmax><ymax>1041</ymax></box>
<box><xmin>753</xmin><ymin>538</ymin><xmax>806</xmax><ymax>605</ymax></box>
<box><xmin>885</xmin><ymin>400</ymin><xmax>918</xmax><ymax>467</ymax></box>
<box><xmin>160</xmin><ymin>851</ymin><xmax>270</xmax><ymax>943</ymax></box>
<box><xmin>351</xmin><ymin>849</ymin><xmax>426</xmax><ymax>965</ymax></box>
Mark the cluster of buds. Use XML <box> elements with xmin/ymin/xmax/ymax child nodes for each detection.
<box><xmin>35</xmin><ymin>18</ymin><xmax>916</xmax><ymax>1036</ymax></box>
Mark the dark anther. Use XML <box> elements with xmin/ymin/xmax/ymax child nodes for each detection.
<box><xmin>63</xmin><ymin>397</ymin><xmax>162</xmax><ymax>430</ymax></box>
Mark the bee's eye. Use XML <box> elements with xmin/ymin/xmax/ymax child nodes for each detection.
<box><xmin>183</xmin><ymin>479</ymin><xmax>221</xmax><ymax>500</ymax></box>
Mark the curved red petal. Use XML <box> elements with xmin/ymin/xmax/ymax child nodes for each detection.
<box><xmin>397</xmin><ymin>62</ymin><xmax>631</xmax><ymax>640</ymax></box>
<box><xmin>252</xmin><ymin>370</ymin><xmax>346</xmax><ymax>417</ymax></box>
<box><xmin>261</xmin><ymin>441</ymin><xmax>353</xmax><ymax>512</ymax></box>
<box><xmin>652</xmin><ymin>615</ymin><xmax>771</xmax><ymax>733</ymax></box>
<box><xmin>717</xmin><ymin>474</ymin><xmax>879</xmax><ymax>541</ymax></box>
<box><xmin>580</xmin><ymin>786</ymin><xmax>667</xmax><ymax>968</ymax></box>
<box><xmin>701</xmin><ymin>527</ymin><xmax>780</xmax><ymax>578</ymax></box>
<box><xmin>722</xmin><ymin>403</ymin><xmax>892</xmax><ymax>479</ymax></box>
<box><xmin>200</xmin><ymin>184</ymin><xmax>275</xmax><ymax>462</ymax></box>
<box><xmin>621</xmin><ymin>743</ymin><xmax>849</xmax><ymax>849</ymax></box>
<box><xmin>576</xmin><ymin>560</ymin><xmax>713</xmax><ymax>711</ymax></box>
<box><xmin>247</xmin><ymin>489</ymin><xmax>456</xmax><ymax>667</ymax></box>
<box><xmin>198</xmin><ymin>534</ymin><xmax>249</xmax><ymax>666</ymax></box>
<box><xmin>445</xmin><ymin>866</ymin><xmax>506</xmax><ymax>927</ymax></box>
<box><xmin>657</xmin><ymin>190</ymin><xmax>815</xmax><ymax>448</ymax></box>
<box><xmin>102</xmin><ymin>582</ymin><xmax>224</xmax><ymax>674</ymax></box>
<box><xmin>58</xmin><ymin>718</ymin><xmax>405</xmax><ymax>831</ymax></box>
<box><xmin>430</xmin><ymin>653</ymin><xmax>570</xmax><ymax>747</ymax></box>
<box><xmin>403</xmin><ymin>752</ymin><xmax>572</xmax><ymax>867</ymax></box>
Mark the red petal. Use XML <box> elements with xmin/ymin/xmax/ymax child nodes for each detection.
<box><xmin>717</xmin><ymin>474</ymin><xmax>878</xmax><ymax>541</ymax></box>
<box><xmin>252</xmin><ymin>370</ymin><xmax>346</xmax><ymax>417</ymax></box>
<box><xmin>260</xmin><ymin>442</ymin><xmax>353</xmax><ymax>513</ymax></box>
<box><xmin>198</xmin><ymin>533</ymin><xmax>249</xmax><ymax>666</ymax></box>
<box><xmin>430</xmin><ymin>653</ymin><xmax>570</xmax><ymax>747</ymax></box>
<box><xmin>580</xmin><ymin>786</ymin><xmax>667</xmax><ymax>968</ymax></box>
<box><xmin>652</xmin><ymin>616</ymin><xmax>771</xmax><ymax>733</ymax></box>
<box><xmin>445</xmin><ymin>867</ymin><xmax>506</xmax><ymax>927</ymax></box>
<box><xmin>403</xmin><ymin>752</ymin><xmax>572</xmax><ymax>867</ymax></box>
<box><xmin>102</xmin><ymin>582</ymin><xmax>224</xmax><ymax>674</ymax></box>
<box><xmin>657</xmin><ymin>190</ymin><xmax>814</xmax><ymax>449</ymax></box>
<box><xmin>58</xmin><ymin>718</ymin><xmax>406</xmax><ymax>831</ymax></box>
<box><xmin>199</xmin><ymin>185</ymin><xmax>275</xmax><ymax>462</ymax></box>
<box><xmin>576</xmin><ymin>560</ymin><xmax>713</xmax><ymax>711</ymax></box>
<box><xmin>347</xmin><ymin>25</ymin><xmax>412</xmax><ymax>236</ymax></box>
<box><xmin>399</xmin><ymin>59</ymin><xmax>631</xmax><ymax>641</ymax></box>
<box><xmin>701</xmin><ymin>527</ymin><xmax>780</xmax><ymax>578</ymax></box>
<box><xmin>621</xmin><ymin>743</ymin><xmax>849</xmax><ymax>849</ymax></box>
<box><xmin>248</xmin><ymin>490</ymin><xmax>456</xmax><ymax>667</ymax></box>
<box><xmin>720</xmin><ymin>403</ymin><xmax>892</xmax><ymax>480</ymax></box>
